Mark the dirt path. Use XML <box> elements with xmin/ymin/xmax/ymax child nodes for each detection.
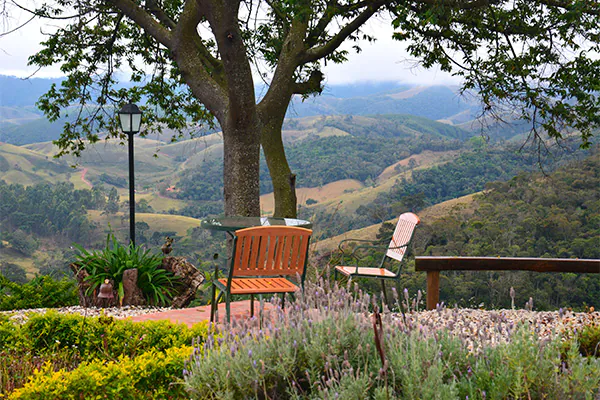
<box><xmin>80</xmin><ymin>168</ymin><xmax>93</xmax><ymax>188</ymax></box>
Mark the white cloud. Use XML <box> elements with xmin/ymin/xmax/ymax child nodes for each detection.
<box><xmin>0</xmin><ymin>12</ymin><xmax>463</xmax><ymax>85</ymax></box>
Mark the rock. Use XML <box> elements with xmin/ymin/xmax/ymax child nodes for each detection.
<box><xmin>122</xmin><ymin>268</ymin><xmax>146</xmax><ymax>306</ymax></box>
<box><xmin>161</xmin><ymin>256</ymin><xmax>205</xmax><ymax>308</ymax></box>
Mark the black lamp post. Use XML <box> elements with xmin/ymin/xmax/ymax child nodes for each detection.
<box><xmin>118</xmin><ymin>103</ymin><xmax>142</xmax><ymax>247</ymax></box>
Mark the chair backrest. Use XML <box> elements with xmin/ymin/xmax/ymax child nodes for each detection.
<box><xmin>385</xmin><ymin>212</ymin><xmax>421</xmax><ymax>263</ymax></box>
<box><xmin>230</xmin><ymin>226</ymin><xmax>312</xmax><ymax>277</ymax></box>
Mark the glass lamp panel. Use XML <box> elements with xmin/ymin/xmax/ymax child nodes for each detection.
<box><xmin>131</xmin><ymin>113</ymin><xmax>142</xmax><ymax>133</ymax></box>
<box><xmin>119</xmin><ymin>114</ymin><xmax>132</xmax><ymax>133</ymax></box>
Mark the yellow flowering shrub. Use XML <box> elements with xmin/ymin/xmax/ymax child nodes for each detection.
<box><xmin>10</xmin><ymin>345</ymin><xmax>194</xmax><ymax>399</ymax></box>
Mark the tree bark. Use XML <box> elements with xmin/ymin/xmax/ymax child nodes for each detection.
<box><xmin>222</xmin><ymin>120</ymin><xmax>261</xmax><ymax>216</ymax></box>
<box><xmin>260</xmin><ymin>119</ymin><xmax>298</xmax><ymax>218</ymax></box>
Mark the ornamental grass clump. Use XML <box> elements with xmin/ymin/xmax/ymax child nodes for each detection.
<box><xmin>184</xmin><ymin>279</ymin><xmax>600</xmax><ymax>399</ymax></box>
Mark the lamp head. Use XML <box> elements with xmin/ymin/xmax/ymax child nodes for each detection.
<box><xmin>118</xmin><ymin>103</ymin><xmax>142</xmax><ymax>134</ymax></box>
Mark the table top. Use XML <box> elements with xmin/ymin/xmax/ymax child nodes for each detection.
<box><xmin>201</xmin><ymin>216</ymin><xmax>313</xmax><ymax>232</ymax></box>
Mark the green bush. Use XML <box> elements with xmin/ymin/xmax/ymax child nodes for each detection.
<box><xmin>72</xmin><ymin>232</ymin><xmax>177</xmax><ymax>305</ymax></box>
<box><xmin>18</xmin><ymin>311</ymin><xmax>208</xmax><ymax>359</ymax></box>
<box><xmin>0</xmin><ymin>313</ymin><xmax>209</xmax><ymax>397</ymax></box>
<box><xmin>577</xmin><ymin>322</ymin><xmax>600</xmax><ymax>357</ymax></box>
<box><xmin>0</xmin><ymin>275</ymin><xmax>78</xmax><ymax>311</ymax></box>
<box><xmin>9</xmin><ymin>345</ymin><xmax>193</xmax><ymax>399</ymax></box>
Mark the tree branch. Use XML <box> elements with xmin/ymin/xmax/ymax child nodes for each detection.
<box><xmin>292</xmin><ymin>69</ymin><xmax>324</xmax><ymax>95</ymax></box>
<box><xmin>258</xmin><ymin>17</ymin><xmax>309</xmax><ymax>117</ymax></box>
<box><xmin>301</xmin><ymin>0</ymin><xmax>386</xmax><ymax>64</ymax></box>
<box><xmin>171</xmin><ymin>0</ymin><xmax>227</xmax><ymax>119</ymax></box>
<box><xmin>107</xmin><ymin>0</ymin><xmax>173</xmax><ymax>47</ymax></box>
<box><xmin>145</xmin><ymin>0</ymin><xmax>177</xmax><ymax>30</ymax></box>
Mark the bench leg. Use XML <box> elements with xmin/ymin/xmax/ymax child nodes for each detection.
<box><xmin>426</xmin><ymin>271</ymin><xmax>440</xmax><ymax>310</ymax></box>
<box><xmin>250</xmin><ymin>294</ymin><xmax>254</xmax><ymax>317</ymax></box>
<box><xmin>210</xmin><ymin>283</ymin><xmax>217</xmax><ymax>323</ymax></box>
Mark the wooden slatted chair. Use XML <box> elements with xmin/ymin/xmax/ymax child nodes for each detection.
<box><xmin>334</xmin><ymin>212</ymin><xmax>420</xmax><ymax>302</ymax></box>
<box><xmin>210</xmin><ymin>226</ymin><xmax>312</xmax><ymax>323</ymax></box>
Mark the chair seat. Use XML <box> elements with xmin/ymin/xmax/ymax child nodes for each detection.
<box><xmin>218</xmin><ymin>277</ymin><xmax>299</xmax><ymax>295</ymax></box>
<box><xmin>335</xmin><ymin>266</ymin><xmax>397</xmax><ymax>278</ymax></box>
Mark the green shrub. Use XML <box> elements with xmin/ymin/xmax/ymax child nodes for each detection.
<box><xmin>9</xmin><ymin>345</ymin><xmax>193</xmax><ymax>399</ymax></box>
<box><xmin>73</xmin><ymin>232</ymin><xmax>177</xmax><ymax>305</ymax></box>
<box><xmin>578</xmin><ymin>322</ymin><xmax>600</xmax><ymax>357</ymax></box>
<box><xmin>0</xmin><ymin>312</ymin><xmax>209</xmax><ymax>397</ymax></box>
<box><xmin>0</xmin><ymin>275</ymin><xmax>78</xmax><ymax>311</ymax></box>
<box><xmin>20</xmin><ymin>311</ymin><xmax>208</xmax><ymax>359</ymax></box>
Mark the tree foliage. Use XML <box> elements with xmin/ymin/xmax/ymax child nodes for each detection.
<box><xmin>391</xmin><ymin>0</ymin><xmax>600</xmax><ymax>148</ymax></box>
<box><xmin>2</xmin><ymin>0</ymin><xmax>598</xmax><ymax>218</ymax></box>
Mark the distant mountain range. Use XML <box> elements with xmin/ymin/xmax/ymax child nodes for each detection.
<box><xmin>0</xmin><ymin>74</ymin><xmax>487</xmax><ymax>146</ymax></box>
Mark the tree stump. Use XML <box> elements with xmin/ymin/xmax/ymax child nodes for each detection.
<box><xmin>161</xmin><ymin>256</ymin><xmax>205</xmax><ymax>308</ymax></box>
<box><xmin>69</xmin><ymin>263</ymin><xmax>94</xmax><ymax>307</ymax></box>
<box><xmin>122</xmin><ymin>268</ymin><xmax>146</xmax><ymax>306</ymax></box>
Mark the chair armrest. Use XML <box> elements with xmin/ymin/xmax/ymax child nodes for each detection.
<box><xmin>338</xmin><ymin>237</ymin><xmax>389</xmax><ymax>252</ymax></box>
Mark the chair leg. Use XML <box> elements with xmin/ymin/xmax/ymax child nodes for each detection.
<box><xmin>281</xmin><ymin>293</ymin><xmax>285</xmax><ymax>309</ymax></box>
<box><xmin>210</xmin><ymin>283</ymin><xmax>217</xmax><ymax>323</ymax></box>
<box><xmin>226</xmin><ymin>293</ymin><xmax>231</xmax><ymax>324</ymax></box>
<box><xmin>250</xmin><ymin>294</ymin><xmax>254</xmax><ymax>317</ymax></box>
<box><xmin>381</xmin><ymin>280</ymin><xmax>389</xmax><ymax>305</ymax></box>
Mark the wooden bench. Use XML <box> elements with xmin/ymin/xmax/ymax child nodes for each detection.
<box><xmin>415</xmin><ymin>257</ymin><xmax>600</xmax><ymax>310</ymax></box>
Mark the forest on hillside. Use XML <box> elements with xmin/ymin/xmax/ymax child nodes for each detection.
<box><xmin>379</xmin><ymin>150</ymin><xmax>599</xmax><ymax>310</ymax></box>
<box><xmin>1</xmin><ymin>147</ymin><xmax>598</xmax><ymax>309</ymax></box>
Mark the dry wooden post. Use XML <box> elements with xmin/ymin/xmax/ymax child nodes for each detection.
<box><xmin>426</xmin><ymin>271</ymin><xmax>440</xmax><ymax>310</ymax></box>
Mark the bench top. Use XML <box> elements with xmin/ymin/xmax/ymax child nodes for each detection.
<box><xmin>415</xmin><ymin>256</ymin><xmax>600</xmax><ymax>273</ymax></box>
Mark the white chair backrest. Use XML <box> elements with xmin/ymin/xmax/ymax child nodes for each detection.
<box><xmin>386</xmin><ymin>212</ymin><xmax>421</xmax><ymax>262</ymax></box>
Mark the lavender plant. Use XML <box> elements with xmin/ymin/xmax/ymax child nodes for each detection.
<box><xmin>184</xmin><ymin>279</ymin><xmax>600</xmax><ymax>399</ymax></box>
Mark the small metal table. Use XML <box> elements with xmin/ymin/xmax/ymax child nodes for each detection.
<box><xmin>201</xmin><ymin>216</ymin><xmax>312</xmax><ymax>233</ymax></box>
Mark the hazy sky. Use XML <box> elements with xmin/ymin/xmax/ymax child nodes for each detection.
<box><xmin>0</xmin><ymin>13</ymin><xmax>461</xmax><ymax>85</ymax></box>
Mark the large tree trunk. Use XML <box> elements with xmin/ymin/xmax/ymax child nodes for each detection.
<box><xmin>261</xmin><ymin>120</ymin><xmax>297</xmax><ymax>218</ymax></box>
<box><xmin>222</xmin><ymin>119</ymin><xmax>261</xmax><ymax>217</ymax></box>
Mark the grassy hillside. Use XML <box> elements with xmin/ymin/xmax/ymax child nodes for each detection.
<box><xmin>87</xmin><ymin>210</ymin><xmax>200</xmax><ymax>237</ymax></box>
<box><xmin>0</xmin><ymin>143</ymin><xmax>72</xmax><ymax>185</ymax></box>
<box><xmin>313</xmin><ymin>193</ymin><xmax>477</xmax><ymax>253</ymax></box>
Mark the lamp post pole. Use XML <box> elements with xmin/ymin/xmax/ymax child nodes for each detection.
<box><xmin>128</xmin><ymin>131</ymin><xmax>135</xmax><ymax>247</ymax></box>
<box><xmin>118</xmin><ymin>103</ymin><xmax>142</xmax><ymax>247</ymax></box>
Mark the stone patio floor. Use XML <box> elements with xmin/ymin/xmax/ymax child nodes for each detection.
<box><xmin>129</xmin><ymin>300</ymin><xmax>275</xmax><ymax>327</ymax></box>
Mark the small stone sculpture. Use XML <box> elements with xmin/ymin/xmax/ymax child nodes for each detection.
<box><xmin>161</xmin><ymin>236</ymin><xmax>174</xmax><ymax>255</ymax></box>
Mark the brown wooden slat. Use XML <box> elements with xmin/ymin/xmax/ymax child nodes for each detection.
<box><xmin>415</xmin><ymin>257</ymin><xmax>600</xmax><ymax>273</ymax></box>
<box><xmin>219</xmin><ymin>278</ymin><xmax>299</xmax><ymax>294</ymax></box>
<box><xmin>282</xmin><ymin>234</ymin><xmax>293</xmax><ymax>271</ymax></box>
<box><xmin>248</xmin><ymin>235</ymin><xmax>262</xmax><ymax>272</ymax></box>
<box><xmin>240</xmin><ymin>236</ymin><xmax>253</xmax><ymax>273</ymax></box>
<box><xmin>265</xmin><ymin>235</ymin><xmax>279</xmax><ymax>272</ymax></box>
<box><xmin>256</xmin><ymin>233</ymin><xmax>268</xmax><ymax>272</ymax></box>
<box><xmin>277</xmin><ymin>234</ymin><xmax>288</xmax><ymax>271</ymax></box>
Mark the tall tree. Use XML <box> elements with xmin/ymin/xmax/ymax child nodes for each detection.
<box><xmin>2</xmin><ymin>0</ymin><xmax>599</xmax><ymax>218</ymax></box>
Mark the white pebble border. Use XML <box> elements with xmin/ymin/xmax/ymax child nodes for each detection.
<box><xmin>1</xmin><ymin>306</ymin><xmax>173</xmax><ymax>325</ymax></box>
<box><xmin>389</xmin><ymin>308</ymin><xmax>599</xmax><ymax>353</ymax></box>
